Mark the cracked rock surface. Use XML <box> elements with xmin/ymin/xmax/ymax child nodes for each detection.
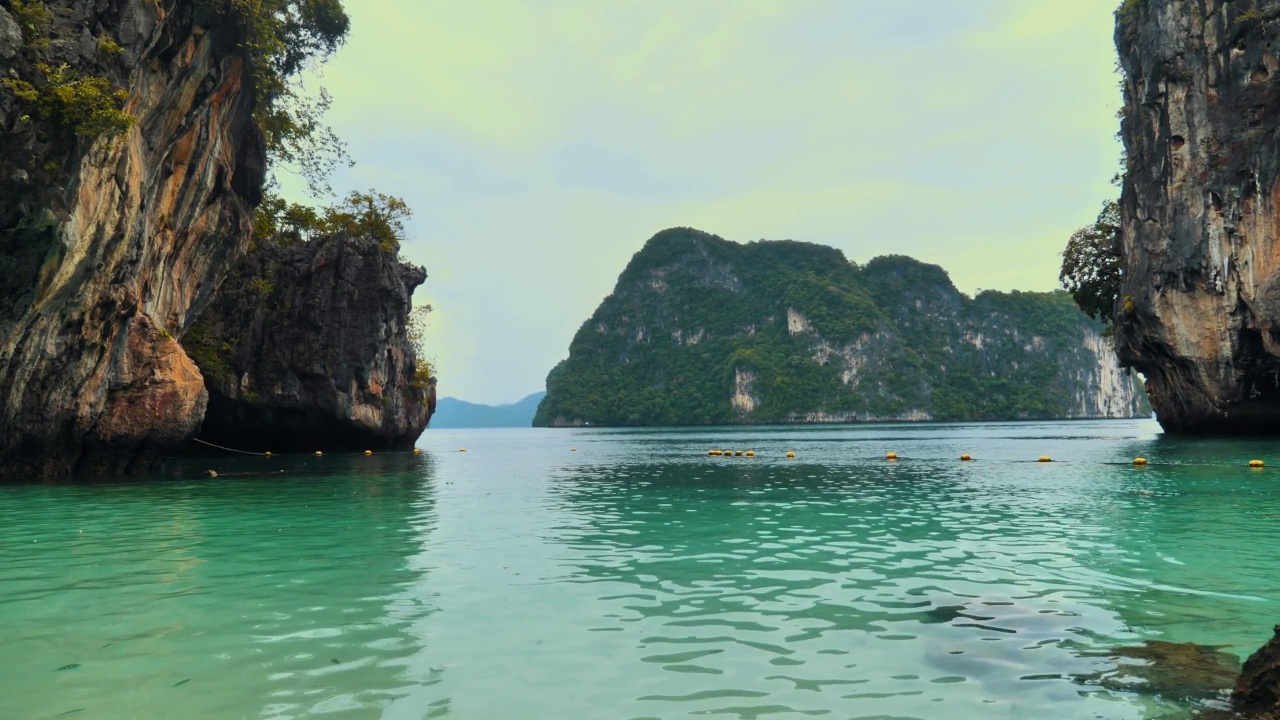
<box><xmin>1116</xmin><ymin>0</ymin><xmax>1280</xmax><ymax>433</ymax></box>
<box><xmin>184</xmin><ymin>232</ymin><xmax>432</xmax><ymax>453</ymax></box>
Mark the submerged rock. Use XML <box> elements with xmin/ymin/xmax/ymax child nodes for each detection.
<box><xmin>1114</xmin><ymin>1</ymin><xmax>1280</xmax><ymax>433</ymax></box>
<box><xmin>184</xmin><ymin>232</ymin><xmax>432</xmax><ymax>453</ymax></box>
<box><xmin>1076</xmin><ymin>640</ymin><xmax>1241</xmax><ymax>705</ymax></box>
<box><xmin>920</xmin><ymin>605</ymin><xmax>969</xmax><ymax>624</ymax></box>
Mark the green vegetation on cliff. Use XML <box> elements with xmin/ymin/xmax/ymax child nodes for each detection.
<box><xmin>254</xmin><ymin>189</ymin><xmax>411</xmax><ymax>252</ymax></box>
<box><xmin>1060</xmin><ymin>200</ymin><xmax>1122</xmax><ymax>324</ymax></box>
<box><xmin>2</xmin><ymin>0</ymin><xmax>348</xmax><ymax>153</ymax></box>
<box><xmin>535</xmin><ymin>228</ymin><xmax>1147</xmax><ymax>427</ymax></box>
<box><xmin>1</xmin><ymin>1</ymin><xmax>133</xmax><ymax>142</ymax></box>
<box><xmin>212</xmin><ymin>0</ymin><xmax>352</xmax><ymax>193</ymax></box>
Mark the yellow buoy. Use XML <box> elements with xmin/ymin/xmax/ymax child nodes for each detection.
<box><xmin>364</xmin><ymin>450</ymin><xmax>373</xmax><ymax>456</ymax></box>
<box><xmin>1133</xmin><ymin>457</ymin><xmax>1148</xmax><ymax>465</ymax></box>
<box><xmin>315</xmin><ymin>451</ymin><xmax>323</xmax><ymax>457</ymax></box>
<box><xmin>886</xmin><ymin>452</ymin><xmax>898</xmax><ymax>460</ymax></box>
<box><xmin>960</xmin><ymin>453</ymin><xmax>971</xmax><ymax>461</ymax></box>
<box><xmin>722</xmin><ymin>450</ymin><xmax>732</xmax><ymax>457</ymax></box>
<box><xmin>734</xmin><ymin>450</ymin><xmax>743</xmax><ymax>457</ymax></box>
<box><xmin>413</xmin><ymin>448</ymin><xmax>421</xmax><ymax>455</ymax></box>
<box><xmin>786</xmin><ymin>451</ymin><xmax>796</xmax><ymax>459</ymax></box>
<box><xmin>709</xmin><ymin>450</ymin><xmax>721</xmax><ymax>456</ymax></box>
<box><xmin>460</xmin><ymin>448</ymin><xmax>467</xmax><ymax>453</ymax></box>
<box><xmin>1250</xmin><ymin>459</ymin><xmax>1265</xmax><ymax>468</ymax></box>
<box><xmin>745</xmin><ymin>451</ymin><xmax>755</xmax><ymax>457</ymax></box>
<box><xmin>1038</xmin><ymin>456</ymin><xmax>1051</xmax><ymax>463</ymax></box>
<box><xmin>264</xmin><ymin>451</ymin><xmax>272</xmax><ymax>457</ymax></box>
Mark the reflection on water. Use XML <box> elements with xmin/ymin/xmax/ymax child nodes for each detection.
<box><xmin>0</xmin><ymin>454</ymin><xmax>438</xmax><ymax>720</ymax></box>
<box><xmin>2</xmin><ymin>420</ymin><xmax>1280</xmax><ymax>719</ymax></box>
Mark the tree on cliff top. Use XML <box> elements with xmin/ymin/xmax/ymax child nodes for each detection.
<box><xmin>214</xmin><ymin>0</ymin><xmax>352</xmax><ymax>195</ymax></box>
<box><xmin>323</xmin><ymin>191</ymin><xmax>410</xmax><ymax>252</ymax></box>
<box><xmin>254</xmin><ymin>190</ymin><xmax>411</xmax><ymax>252</ymax></box>
<box><xmin>1060</xmin><ymin>201</ymin><xmax>1122</xmax><ymax>324</ymax></box>
<box><xmin>230</xmin><ymin>0</ymin><xmax>350</xmax><ymax>80</ymax></box>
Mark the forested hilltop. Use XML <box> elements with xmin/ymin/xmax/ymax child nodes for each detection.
<box><xmin>535</xmin><ymin>228</ymin><xmax>1148</xmax><ymax>427</ymax></box>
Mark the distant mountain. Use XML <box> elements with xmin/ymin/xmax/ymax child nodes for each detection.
<box><xmin>431</xmin><ymin>392</ymin><xmax>546</xmax><ymax>428</ymax></box>
<box><xmin>534</xmin><ymin>227</ymin><xmax>1149</xmax><ymax>427</ymax></box>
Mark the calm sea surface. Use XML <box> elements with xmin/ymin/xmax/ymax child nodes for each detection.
<box><xmin>3</xmin><ymin>420</ymin><xmax>1280</xmax><ymax>719</ymax></box>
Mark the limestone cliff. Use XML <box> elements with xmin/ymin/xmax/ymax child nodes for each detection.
<box><xmin>183</xmin><ymin>232</ymin><xmax>432</xmax><ymax>453</ymax></box>
<box><xmin>535</xmin><ymin>228</ymin><xmax>1147</xmax><ymax>427</ymax></box>
<box><xmin>1115</xmin><ymin>0</ymin><xmax>1280</xmax><ymax>432</ymax></box>
<box><xmin>0</xmin><ymin>0</ymin><xmax>263</xmax><ymax>475</ymax></box>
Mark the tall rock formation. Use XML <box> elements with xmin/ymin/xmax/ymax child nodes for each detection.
<box><xmin>183</xmin><ymin>232</ymin><xmax>433</xmax><ymax>453</ymax></box>
<box><xmin>1115</xmin><ymin>0</ymin><xmax>1280</xmax><ymax>432</ymax></box>
<box><xmin>0</xmin><ymin>0</ymin><xmax>263</xmax><ymax>476</ymax></box>
<box><xmin>535</xmin><ymin>228</ymin><xmax>1147</xmax><ymax>427</ymax></box>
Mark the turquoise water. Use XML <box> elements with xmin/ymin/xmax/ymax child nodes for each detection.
<box><xmin>2</xmin><ymin>419</ymin><xmax>1279</xmax><ymax>719</ymax></box>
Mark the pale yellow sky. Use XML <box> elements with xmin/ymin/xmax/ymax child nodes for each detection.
<box><xmin>297</xmin><ymin>0</ymin><xmax>1124</xmax><ymax>404</ymax></box>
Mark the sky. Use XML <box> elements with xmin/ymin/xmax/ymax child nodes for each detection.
<box><xmin>289</xmin><ymin>0</ymin><xmax>1124</xmax><ymax>405</ymax></box>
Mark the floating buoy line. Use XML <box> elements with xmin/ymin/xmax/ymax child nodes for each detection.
<box><xmin>187</xmin><ymin>436</ymin><xmax>1272</xmax><ymax>470</ymax></box>
<box><xmin>698</xmin><ymin>449</ymin><xmax>1273</xmax><ymax>469</ymax></box>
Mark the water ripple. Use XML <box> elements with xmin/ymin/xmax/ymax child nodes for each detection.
<box><xmin>2</xmin><ymin>421</ymin><xmax>1280</xmax><ymax>719</ymax></box>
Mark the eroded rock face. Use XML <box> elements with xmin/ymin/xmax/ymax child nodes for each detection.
<box><xmin>184</xmin><ymin>233</ymin><xmax>432</xmax><ymax>453</ymax></box>
<box><xmin>1115</xmin><ymin>1</ymin><xmax>1280</xmax><ymax>433</ymax></box>
<box><xmin>0</xmin><ymin>1</ymin><xmax>263</xmax><ymax>476</ymax></box>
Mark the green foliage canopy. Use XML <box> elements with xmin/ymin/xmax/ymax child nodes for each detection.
<box><xmin>211</xmin><ymin>0</ymin><xmax>353</xmax><ymax>194</ymax></box>
<box><xmin>1060</xmin><ymin>201</ymin><xmax>1122</xmax><ymax>324</ymax></box>
<box><xmin>2</xmin><ymin>64</ymin><xmax>133</xmax><ymax>138</ymax></box>
<box><xmin>254</xmin><ymin>189</ymin><xmax>412</xmax><ymax>252</ymax></box>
